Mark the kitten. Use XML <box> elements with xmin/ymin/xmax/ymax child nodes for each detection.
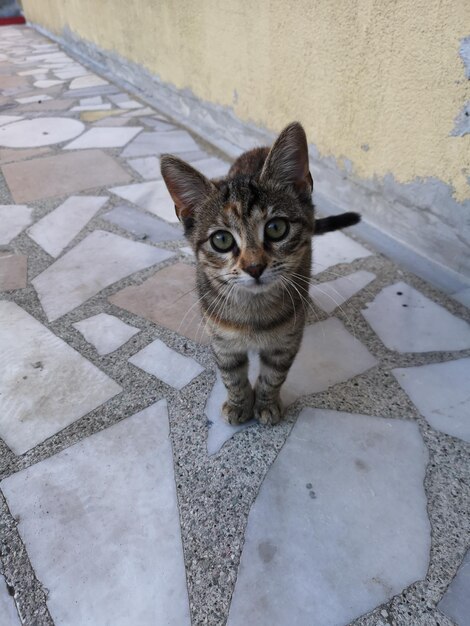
<box><xmin>161</xmin><ymin>122</ymin><xmax>360</xmax><ymax>426</ymax></box>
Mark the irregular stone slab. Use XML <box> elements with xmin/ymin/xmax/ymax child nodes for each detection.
<box><xmin>362</xmin><ymin>282</ymin><xmax>470</xmax><ymax>352</ymax></box>
<box><xmin>0</xmin><ymin>146</ymin><xmax>51</xmax><ymax>165</ymax></box>
<box><xmin>127</xmin><ymin>155</ymin><xmax>161</xmax><ymax>180</ymax></box>
<box><xmin>438</xmin><ymin>550</ymin><xmax>470</xmax><ymax>626</ymax></box>
<box><xmin>15</xmin><ymin>99</ymin><xmax>73</xmax><ymax>113</ymax></box>
<box><xmin>1</xmin><ymin>400</ymin><xmax>191</xmax><ymax>626</ymax></box>
<box><xmin>73</xmin><ymin>313</ymin><xmax>140</xmax><ymax>355</ymax></box>
<box><xmin>312</xmin><ymin>230</ymin><xmax>372</xmax><ymax>275</ymax></box>
<box><xmin>69</xmin><ymin>74</ymin><xmax>108</xmax><ymax>89</ymax></box>
<box><xmin>32</xmin><ymin>230</ymin><xmax>174</xmax><ymax>322</ymax></box>
<box><xmin>309</xmin><ymin>270</ymin><xmax>376</xmax><ymax>313</ymax></box>
<box><xmin>0</xmin><ymin>204</ymin><xmax>33</xmax><ymax>244</ymax></box>
<box><xmin>0</xmin><ymin>301</ymin><xmax>121</xmax><ymax>454</ymax></box>
<box><xmin>393</xmin><ymin>358</ymin><xmax>470</xmax><ymax>442</ymax></box>
<box><xmin>103</xmin><ymin>205</ymin><xmax>184</xmax><ymax>243</ymax></box>
<box><xmin>54</xmin><ymin>67</ymin><xmax>89</xmax><ymax>80</ymax></box>
<box><xmin>120</xmin><ymin>130</ymin><xmax>200</xmax><ymax>158</ymax></box>
<box><xmin>0</xmin><ymin>114</ymin><xmax>22</xmax><ymax>126</ymax></box>
<box><xmin>0</xmin><ymin>252</ymin><xmax>27</xmax><ymax>291</ymax></box>
<box><xmin>189</xmin><ymin>156</ymin><xmax>230</xmax><ymax>179</ymax></box>
<box><xmin>81</xmin><ymin>109</ymin><xmax>123</xmax><ymax>123</ymax></box>
<box><xmin>206</xmin><ymin>318</ymin><xmax>378</xmax><ymax>454</ymax></box>
<box><xmin>70</xmin><ymin>104</ymin><xmax>112</xmax><ymax>112</ymax></box>
<box><xmin>129</xmin><ymin>339</ymin><xmax>204</xmax><ymax>389</ymax></box>
<box><xmin>27</xmin><ymin>195</ymin><xmax>108</xmax><ymax>257</ymax></box>
<box><xmin>64</xmin><ymin>127</ymin><xmax>142</xmax><ymax>150</ymax></box>
<box><xmin>34</xmin><ymin>79</ymin><xmax>64</xmax><ymax>88</ymax></box>
<box><xmin>453</xmin><ymin>286</ymin><xmax>470</xmax><ymax>307</ymax></box>
<box><xmin>15</xmin><ymin>94</ymin><xmax>52</xmax><ymax>104</ymax></box>
<box><xmin>3</xmin><ymin>150</ymin><xmax>132</xmax><ymax>203</ymax></box>
<box><xmin>110</xmin><ymin>180</ymin><xmax>177</xmax><ymax>222</ymax></box>
<box><xmin>62</xmin><ymin>85</ymin><xmax>121</xmax><ymax>98</ymax></box>
<box><xmin>109</xmin><ymin>262</ymin><xmax>209</xmax><ymax>344</ymax></box>
<box><xmin>0</xmin><ymin>117</ymin><xmax>84</xmax><ymax>148</ymax></box>
<box><xmin>0</xmin><ymin>574</ymin><xmax>21</xmax><ymax>626</ymax></box>
<box><xmin>79</xmin><ymin>96</ymin><xmax>103</xmax><ymax>106</ymax></box>
<box><xmin>117</xmin><ymin>99</ymin><xmax>143</xmax><ymax>110</ymax></box>
<box><xmin>227</xmin><ymin>408</ymin><xmax>430</xmax><ymax>626</ymax></box>
<box><xmin>140</xmin><ymin>117</ymin><xmax>178</xmax><ymax>131</ymax></box>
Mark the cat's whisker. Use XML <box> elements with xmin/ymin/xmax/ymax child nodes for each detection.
<box><xmin>282</xmin><ymin>275</ymin><xmax>321</xmax><ymax>325</ymax></box>
<box><xmin>195</xmin><ymin>282</ymin><xmax>232</xmax><ymax>342</ymax></box>
<box><xmin>288</xmin><ymin>270</ymin><xmax>359</xmax><ymax>338</ymax></box>
<box><xmin>279</xmin><ymin>276</ymin><xmax>298</xmax><ymax>326</ymax></box>
<box><xmin>176</xmin><ymin>289</ymin><xmax>211</xmax><ymax>335</ymax></box>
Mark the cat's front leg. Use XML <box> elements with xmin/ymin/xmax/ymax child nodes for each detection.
<box><xmin>212</xmin><ymin>345</ymin><xmax>254</xmax><ymax>425</ymax></box>
<box><xmin>254</xmin><ymin>340</ymin><xmax>301</xmax><ymax>425</ymax></box>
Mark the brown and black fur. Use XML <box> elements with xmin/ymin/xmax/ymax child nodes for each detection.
<box><xmin>161</xmin><ymin>122</ymin><xmax>360</xmax><ymax>426</ymax></box>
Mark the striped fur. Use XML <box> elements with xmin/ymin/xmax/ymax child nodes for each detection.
<box><xmin>161</xmin><ymin>122</ymin><xmax>358</xmax><ymax>425</ymax></box>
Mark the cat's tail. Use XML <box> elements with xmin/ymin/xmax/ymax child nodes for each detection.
<box><xmin>314</xmin><ymin>212</ymin><xmax>361</xmax><ymax>235</ymax></box>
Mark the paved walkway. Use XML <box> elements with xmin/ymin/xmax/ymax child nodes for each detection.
<box><xmin>0</xmin><ymin>25</ymin><xmax>469</xmax><ymax>626</ymax></box>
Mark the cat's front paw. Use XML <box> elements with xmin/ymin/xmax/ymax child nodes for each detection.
<box><xmin>254</xmin><ymin>398</ymin><xmax>283</xmax><ymax>426</ymax></box>
<box><xmin>222</xmin><ymin>389</ymin><xmax>254</xmax><ymax>425</ymax></box>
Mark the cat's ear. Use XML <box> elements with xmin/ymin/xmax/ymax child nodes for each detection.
<box><xmin>160</xmin><ymin>155</ymin><xmax>215</xmax><ymax>221</ymax></box>
<box><xmin>260</xmin><ymin>122</ymin><xmax>313</xmax><ymax>195</ymax></box>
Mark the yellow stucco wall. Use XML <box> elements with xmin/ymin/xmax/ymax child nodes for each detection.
<box><xmin>22</xmin><ymin>0</ymin><xmax>470</xmax><ymax>201</ymax></box>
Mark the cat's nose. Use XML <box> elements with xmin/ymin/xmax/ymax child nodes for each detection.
<box><xmin>244</xmin><ymin>263</ymin><xmax>266</xmax><ymax>279</ymax></box>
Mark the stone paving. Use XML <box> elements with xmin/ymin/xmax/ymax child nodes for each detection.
<box><xmin>0</xmin><ymin>25</ymin><xmax>469</xmax><ymax>626</ymax></box>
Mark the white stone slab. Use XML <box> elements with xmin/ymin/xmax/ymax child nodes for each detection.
<box><xmin>0</xmin><ymin>576</ymin><xmax>20</xmax><ymax>626</ymax></box>
<box><xmin>33</xmin><ymin>79</ymin><xmax>64</xmax><ymax>88</ymax></box>
<box><xmin>15</xmin><ymin>94</ymin><xmax>52</xmax><ymax>104</ymax></box>
<box><xmin>64</xmin><ymin>127</ymin><xmax>142</xmax><ymax>150</ymax></box>
<box><xmin>362</xmin><ymin>282</ymin><xmax>470</xmax><ymax>352</ymax></box>
<box><xmin>54</xmin><ymin>67</ymin><xmax>89</xmax><ymax>80</ymax></box>
<box><xmin>73</xmin><ymin>313</ymin><xmax>140</xmax><ymax>355</ymax></box>
<box><xmin>129</xmin><ymin>339</ymin><xmax>204</xmax><ymax>389</ymax></box>
<box><xmin>309</xmin><ymin>270</ymin><xmax>376</xmax><ymax>313</ymax></box>
<box><xmin>69</xmin><ymin>74</ymin><xmax>108</xmax><ymax>89</ymax></box>
<box><xmin>438</xmin><ymin>550</ymin><xmax>470</xmax><ymax>626</ymax></box>
<box><xmin>32</xmin><ymin>230</ymin><xmax>174</xmax><ymax>322</ymax></box>
<box><xmin>121</xmin><ymin>130</ymin><xmax>200</xmax><ymax>158</ymax></box>
<box><xmin>453</xmin><ymin>286</ymin><xmax>470</xmax><ymax>307</ymax></box>
<box><xmin>0</xmin><ymin>118</ymin><xmax>84</xmax><ymax>148</ymax></box>
<box><xmin>117</xmin><ymin>100</ymin><xmax>143</xmax><ymax>109</ymax></box>
<box><xmin>180</xmin><ymin>246</ymin><xmax>194</xmax><ymax>255</ymax></box>
<box><xmin>227</xmin><ymin>408</ymin><xmax>430</xmax><ymax>626</ymax></box>
<box><xmin>79</xmin><ymin>96</ymin><xmax>103</xmax><ymax>106</ymax></box>
<box><xmin>0</xmin><ymin>205</ymin><xmax>33</xmax><ymax>245</ymax></box>
<box><xmin>127</xmin><ymin>156</ymin><xmax>161</xmax><ymax>180</ymax></box>
<box><xmin>1</xmin><ymin>400</ymin><xmax>191</xmax><ymax>626</ymax></box>
<box><xmin>18</xmin><ymin>68</ymin><xmax>49</xmax><ymax>76</ymax></box>
<box><xmin>0</xmin><ymin>301</ymin><xmax>121</xmax><ymax>454</ymax></box>
<box><xmin>28</xmin><ymin>196</ymin><xmax>108</xmax><ymax>257</ymax></box>
<box><xmin>110</xmin><ymin>180</ymin><xmax>177</xmax><ymax>222</ymax></box>
<box><xmin>190</xmin><ymin>156</ymin><xmax>230</xmax><ymax>179</ymax></box>
<box><xmin>0</xmin><ymin>115</ymin><xmax>23</xmax><ymax>126</ymax></box>
<box><xmin>312</xmin><ymin>230</ymin><xmax>372</xmax><ymax>275</ymax></box>
<box><xmin>206</xmin><ymin>317</ymin><xmax>378</xmax><ymax>454</ymax></box>
<box><xmin>393</xmin><ymin>358</ymin><xmax>470</xmax><ymax>442</ymax></box>
<box><xmin>70</xmin><ymin>104</ymin><xmax>112</xmax><ymax>112</ymax></box>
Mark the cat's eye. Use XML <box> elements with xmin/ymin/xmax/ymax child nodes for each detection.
<box><xmin>265</xmin><ymin>218</ymin><xmax>289</xmax><ymax>241</ymax></box>
<box><xmin>210</xmin><ymin>230</ymin><xmax>235</xmax><ymax>252</ymax></box>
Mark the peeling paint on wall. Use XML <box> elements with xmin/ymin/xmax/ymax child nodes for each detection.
<box><xmin>452</xmin><ymin>101</ymin><xmax>470</xmax><ymax>137</ymax></box>
<box><xmin>459</xmin><ymin>35</ymin><xmax>470</xmax><ymax>79</ymax></box>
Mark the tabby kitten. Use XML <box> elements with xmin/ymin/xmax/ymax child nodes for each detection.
<box><xmin>161</xmin><ymin>122</ymin><xmax>359</xmax><ymax>426</ymax></box>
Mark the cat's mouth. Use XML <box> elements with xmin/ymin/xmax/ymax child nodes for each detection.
<box><xmin>237</xmin><ymin>274</ymin><xmax>278</xmax><ymax>292</ymax></box>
